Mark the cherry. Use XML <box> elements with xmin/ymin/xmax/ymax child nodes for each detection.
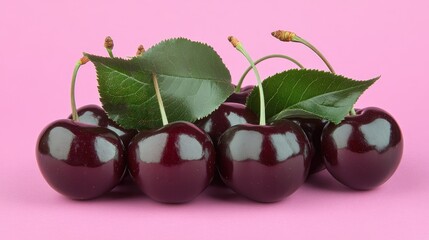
<box><xmin>272</xmin><ymin>31</ymin><xmax>404</xmax><ymax>189</ymax></box>
<box><xmin>71</xmin><ymin>104</ymin><xmax>138</xmax><ymax>185</ymax></box>
<box><xmin>272</xmin><ymin>30</ymin><xmax>377</xmax><ymax>177</ymax></box>
<box><xmin>127</xmin><ymin>74</ymin><xmax>215</xmax><ymax>203</ymax></box>
<box><xmin>36</xmin><ymin>56</ymin><xmax>126</xmax><ymax>199</ymax></box>
<box><xmin>225</xmin><ymin>85</ymin><xmax>254</xmax><ymax>104</ymax></box>
<box><xmin>223</xmin><ymin>48</ymin><xmax>317</xmax><ymax>179</ymax></box>
<box><xmin>321</xmin><ymin>107</ymin><xmax>403</xmax><ymax>190</ymax></box>
<box><xmin>128</xmin><ymin>121</ymin><xmax>215</xmax><ymax>203</ymax></box>
<box><xmin>36</xmin><ymin>119</ymin><xmax>125</xmax><ymax>199</ymax></box>
<box><xmin>216</xmin><ymin>36</ymin><xmax>311</xmax><ymax>202</ymax></box>
<box><xmin>195</xmin><ymin>102</ymin><xmax>258</xmax><ymax>146</ymax></box>
<box><xmin>230</xmin><ymin>95</ymin><xmax>327</xmax><ymax>177</ymax></box>
<box><xmin>217</xmin><ymin>120</ymin><xmax>311</xmax><ymax>202</ymax></box>
<box><xmin>288</xmin><ymin>117</ymin><xmax>328</xmax><ymax>174</ymax></box>
<box><xmin>71</xmin><ymin>104</ymin><xmax>137</xmax><ymax>147</ymax></box>
<box><xmin>195</xmin><ymin>102</ymin><xmax>258</xmax><ymax>185</ymax></box>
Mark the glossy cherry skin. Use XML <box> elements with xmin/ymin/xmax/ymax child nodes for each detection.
<box><xmin>36</xmin><ymin>119</ymin><xmax>126</xmax><ymax>199</ymax></box>
<box><xmin>225</xmin><ymin>85</ymin><xmax>254</xmax><ymax>104</ymax></box>
<box><xmin>195</xmin><ymin>102</ymin><xmax>258</xmax><ymax>147</ymax></box>
<box><xmin>195</xmin><ymin>103</ymin><xmax>258</xmax><ymax>185</ymax></box>
<box><xmin>217</xmin><ymin>120</ymin><xmax>311</xmax><ymax>202</ymax></box>
<box><xmin>70</xmin><ymin>104</ymin><xmax>138</xmax><ymax>147</ymax></box>
<box><xmin>321</xmin><ymin>107</ymin><xmax>403</xmax><ymax>190</ymax></box>
<box><xmin>128</xmin><ymin>121</ymin><xmax>215</xmax><ymax>203</ymax></box>
<box><xmin>288</xmin><ymin>117</ymin><xmax>328</xmax><ymax>175</ymax></box>
<box><xmin>71</xmin><ymin>105</ymin><xmax>139</xmax><ymax>184</ymax></box>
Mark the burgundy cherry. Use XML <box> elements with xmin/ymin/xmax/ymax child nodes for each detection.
<box><xmin>217</xmin><ymin>120</ymin><xmax>311</xmax><ymax>202</ymax></box>
<box><xmin>225</xmin><ymin>85</ymin><xmax>254</xmax><ymax>104</ymax></box>
<box><xmin>71</xmin><ymin>104</ymin><xmax>137</xmax><ymax>147</ymax></box>
<box><xmin>288</xmin><ymin>117</ymin><xmax>328</xmax><ymax>174</ymax></box>
<box><xmin>71</xmin><ymin>104</ymin><xmax>139</xmax><ymax>184</ymax></box>
<box><xmin>195</xmin><ymin>102</ymin><xmax>258</xmax><ymax>185</ymax></box>
<box><xmin>36</xmin><ymin>119</ymin><xmax>126</xmax><ymax>199</ymax></box>
<box><xmin>321</xmin><ymin>107</ymin><xmax>403</xmax><ymax>190</ymax></box>
<box><xmin>195</xmin><ymin>102</ymin><xmax>258</xmax><ymax>146</ymax></box>
<box><xmin>128</xmin><ymin>121</ymin><xmax>215</xmax><ymax>203</ymax></box>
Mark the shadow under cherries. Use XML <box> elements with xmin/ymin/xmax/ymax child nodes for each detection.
<box><xmin>305</xmin><ymin>170</ymin><xmax>356</xmax><ymax>192</ymax></box>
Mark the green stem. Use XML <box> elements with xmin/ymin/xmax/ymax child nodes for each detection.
<box><xmin>293</xmin><ymin>35</ymin><xmax>335</xmax><ymax>74</ymax></box>
<box><xmin>235</xmin><ymin>44</ymin><xmax>266</xmax><ymax>125</ymax></box>
<box><xmin>152</xmin><ymin>74</ymin><xmax>169</xmax><ymax>126</ymax></box>
<box><xmin>273</xmin><ymin>31</ymin><xmax>356</xmax><ymax>117</ymax></box>
<box><xmin>295</xmin><ymin>35</ymin><xmax>358</xmax><ymax>116</ymax></box>
<box><xmin>70</xmin><ymin>60</ymin><xmax>83</xmax><ymax>121</ymax></box>
<box><xmin>294</xmin><ymin>35</ymin><xmax>359</xmax><ymax>115</ymax></box>
<box><xmin>235</xmin><ymin>54</ymin><xmax>304</xmax><ymax>92</ymax></box>
<box><xmin>106</xmin><ymin>48</ymin><xmax>114</xmax><ymax>58</ymax></box>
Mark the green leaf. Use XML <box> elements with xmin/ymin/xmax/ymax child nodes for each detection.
<box><xmin>85</xmin><ymin>38</ymin><xmax>233</xmax><ymax>130</ymax></box>
<box><xmin>246</xmin><ymin>69</ymin><xmax>379</xmax><ymax>124</ymax></box>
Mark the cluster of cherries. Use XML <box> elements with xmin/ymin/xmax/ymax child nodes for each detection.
<box><xmin>36</xmin><ymin>32</ymin><xmax>403</xmax><ymax>203</ymax></box>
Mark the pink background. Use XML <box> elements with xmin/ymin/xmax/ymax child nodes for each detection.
<box><xmin>1</xmin><ymin>0</ymin><xmax>428</xmax><ymax>239</ymax></box>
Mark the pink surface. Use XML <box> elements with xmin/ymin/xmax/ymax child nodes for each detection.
<box><xmin>1</xmin><ymin>0</ymin><xmax>428</xmax><ymax>239</ymax></box>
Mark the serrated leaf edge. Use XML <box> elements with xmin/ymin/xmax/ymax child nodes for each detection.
<box><xmin>246</xmin><ymin>69</ymin><xmax>380</xmax><ymax>124</ymax></box>
<box><xmin>84</xmin><ymin>39</ymin><xmax>234</xmax><ymax>129</ymax></box>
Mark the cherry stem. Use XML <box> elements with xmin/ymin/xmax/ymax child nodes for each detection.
<box><xmin>271</xmin><ymin>30</ymin><xmax>335</xmax><ymax>74</ymax></box>
<box><xmin>70</xmin><ymin>56</ymin><xmax>89</xmax><ymax>121</ymax></box>
<box><xmin>271</xmin><ymin>30</ymin><xmax>360</xmax><ymax>116</ymax></box>
<box><xmin>104</xmin><ymin>36</ymin><xmax>114</xmax><ymax>58</ymax></box>
<box><xmin>152</xmin><ymin>74</ymin><xmax>169</xmax><ymax>126</ymax></box>
<box><xmin>235</xmin><ymin>54</ymin><xmax>304</xmax><ymax>92</ymax></box>
<box><xmin>295</xmin><ymin>36</ymin><xmax>335</xmax><ymax>74</ymax></box>
<box><xmin>106</xmin><ymin>49</ymin><xmax>114</xmax><ymax>58</ymax></box>
<box><xmin>229</xmin><ymin>36</ymin><xmax>266</xmax><ymax>125</ymax></box>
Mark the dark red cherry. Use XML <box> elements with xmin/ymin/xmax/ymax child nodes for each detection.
<box><xmin>128</xmin><ymin>121</ymin><xmax>215</xmax><ymax>203</ymax></box>
<box><xmin>195</xmin><ymin>102</ymin><xmax>258</xmax><ymax>147</ymax></box>
<box><xmin>195</xmin><ymin>102</ymin><xmax>257</xmax><ymax>185</ymax></box>
<box><xmin>321</xmin><ymin>107</ymin><xmax>403</xmax><ymax>190</ymax></box>
<box><xmin>71</xmin><ymin>105</ymin><xmax>139</xmax><ymax>184</ymax></box>
<box><xmin>70</xmin><ymin>104</ymin><xmax>137</xmax><ymax>147</ymax></box>
<box><xmin>225</xmin><ymin>85</ymin><xmax>254</xmax><ymax>104</ymax></box>
<box><xmin>288</xmin><ymin>117</ymin><xmax>328</xmax><ymax>175</ymax></box>
<box><xmin>217</xmin><ymin>120</ymin><xmax>311</xmax><ymax>202</ymax></box>
<box><xmin>36</xmin><ymin>119</ymin><xmax>126</xmax><ymax>199</ymax></box>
